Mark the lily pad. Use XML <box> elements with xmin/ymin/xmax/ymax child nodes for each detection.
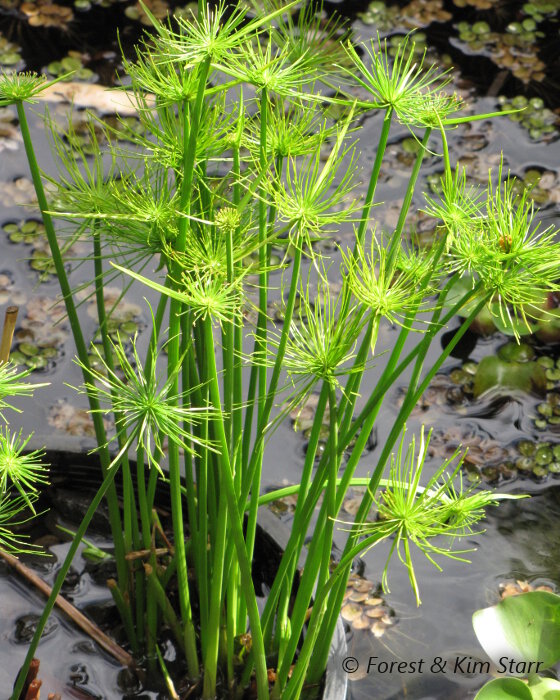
<box><xmin>473</xmin><ymin>356</ymin><xmax>547</xmax><ymax>398</ymax></box>
<box><xmin>498</xmin><ymin>342</ymin><xmax>535</xmax><ymax>363</ymax></box>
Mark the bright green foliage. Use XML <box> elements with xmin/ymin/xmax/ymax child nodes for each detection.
<box><xmin>475</xmin><ymin>678</ymin><xmax>533</xmax><ymax>700</ymax></box>
<box><xmin>262</xmin><ymin>108</ymin><xmax>359</xmax><ymax>241</ymax></box>
<box><xmin>0</xmin><ymin>364</ymin><xmax>49</xmax><ymax>553</ymax></box>
<box><xmin>349</xmin><ymin>428</ymin><xmax>505</xmax><ymax>605</ymax></box>
<box><xmin>0</xmin><ymin>428</ymin><xmax>48</xmax><ymax>512</ymax></box>
<box><xmin>343</xmin><ymin>234</ymin><xmax>436</xmax><ymax>325</ymax></box>
<box><xmin>340</xmin><ymin>33</ymin><xmax>452</xmax><ymax>118</ymax></box>
<box><xmin>427</xmin><ymin>161</ymin><xmax>560</xmax><ymax>337</ymax></box>
<box><xmin>0</xmin><ymin>363</ymin><xmax>48</xmax><ymax>420</ymax></box>
<box><xmin>0</xmin><ymin>71</ymin><xmax>65</xmax><ymax>105</ymax></box>
<box><xmin>263</xmin><ymin>273</ymin><xmax>366</xmax><ymax>401</ymax></box>
<box><xmin>8</xmin><ymin>2</ymin><xmax>560</xmax><ymax>699</ymax></box>
<box><xmin>473</xmin><ymin>591</ymin><xmax>560</xmax><ymax>699</ymax></box>
<box><xmin>76</xmin><ymin>334</ymin><xmax>216</xmax><ymax>472</ymax></box>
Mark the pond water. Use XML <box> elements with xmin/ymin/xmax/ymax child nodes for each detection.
<box><xmin>1</xmin><ymin>0</ymin><xmax>560</xmax><ymax>698</ymax></box>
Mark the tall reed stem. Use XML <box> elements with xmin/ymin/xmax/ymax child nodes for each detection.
<box><xmin>15</xmin><ymin>101</ymin><xmax>127</xmax><ymax>589</ymax></box>
<box><xmin>203</xmin><ymin>316</ymin><xmax>270</xmax><ymax>700</ymax></box>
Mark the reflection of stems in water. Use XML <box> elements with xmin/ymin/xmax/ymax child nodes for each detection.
<box><xmin>0</xmin><ymin>548</ymin><xmax>134</xmax><ymax>668</ymax></box>
<box><xmin>10</xmin><ymin>461</ymin><xmax>130</xmax><ymax>700</ymax></box>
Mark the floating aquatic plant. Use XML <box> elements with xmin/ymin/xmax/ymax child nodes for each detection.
<box><xmin>20</xmin><ymin>1</ymin><xmax>74</xmax><ymax>29</ymax></box>
<box><xmin>357</xmin><ymin>0</ymin><xmax>451</xmax><ymax>30</ymax></box>
<box><xmin>499</xmin><ymin>95</ymin><xmax>559</xmax><ymax>142</ymax></box>
<box><xmin>341</xmin><ymin>574</ymin><xmax>395</xmax><ymax>637</ymax></box>
<box><xmin>10</xmin><ymin>296</ymin><xmax>68</xmax><ymax>372</ymax></box>
<box><xmin>45</xmin><ymin>52</ymin><xmax>96</xmax><ymax>83</ymax></box>
<box><xmin>0</xmin><ymin>33</ymin><xmax>22</xmax><ymax>68</ymax></box>
<box><xmin>455</xmin><ymin>19</ymin><xmax>546</xmax><ymax>83</ymax></box>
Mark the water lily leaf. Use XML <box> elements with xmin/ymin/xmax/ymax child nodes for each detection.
<box><xmin>473</xmin><ymin>356</ymin><xmax>547</xmax><ymax>398</ymax></box>
<box><xmin>528</xmin><ymin>676</ymin><xmax>560</xmax><ymax>700</ymax></box>
<box><xmin>473</xmin><ymin>591</ymin><xmax>560</xmax><ymax>672</ymax></box>
<box><xmin>492</xmin><ymin>309</ymin><xmax>538</xmax><ymax>337</ymax></box>
<box><xmin>534</xmin><ymin>309</ymin><xmax>560</xmax><ymax>345</ymax></box>
<box><xmin>444</xmin><ymin>273</ymin><xmax>480</xmax><ymax>315</ymax></box>
<box><xmin>498</xmin><ymin>342</ymin><xmax>535</xmax><ymax>363</ymax></box>
<box><xmin>443</xmin><ymin>274</ymin><xmax>499</xmax><ymax>335</ymax></box>
<box><xmin>474</xmin><ymin>678</ymin><xmax>532</xmax><ymax>700</ymax></box>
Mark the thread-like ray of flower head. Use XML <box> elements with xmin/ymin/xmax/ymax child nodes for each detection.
<box><xmin>343</xmin><ymin>233</ymin><xmax>435</xmax><ymax>333</ymax></box>
<box><xmin>75</xmin><ymin>327</ymin><xmax>216</xmax><ymax>473</ymax></box>
<box><xmin>263</xmin><ymin>107</ymin><xmax>358</xmax><ymax>247</ymax></box>
<box><xmin>260</xmin><ymin>266</ymin><xmax>366</xmax><ymax>412</ymax></box>
<box><xmin>0</xmin><ymin>429</ymin><xmax>48</xmax><ymax>514</ymax></box>
<box><xmin>446</xmin><ymin>160</ymin><xmax>560</xmax><ymax>337</ymax></box>
<box><xmin>340</xmin><ymin>33</ymin><xmax>452</xmax><ymax>122</ymax></box>
<box><xmin>343</xmin><ymin>427</ymin><xmax>501</xmax><ymax>605</ymax></box>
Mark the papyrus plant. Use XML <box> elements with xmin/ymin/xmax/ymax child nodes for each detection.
<box><xmin>0</xmin><ymin>362</ymin><xmax>49</xmax><ymax>553</ymax></box>
<box><xmin>5</xmin><ymin>2</ymin><xmax>553</xmax><ymax>698</ymax></box>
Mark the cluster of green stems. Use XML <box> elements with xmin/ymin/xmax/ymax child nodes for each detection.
<box><xmin>4</xmin><ymin>2</ymin><xmax>558</xmax><ymax>699</ymax></box>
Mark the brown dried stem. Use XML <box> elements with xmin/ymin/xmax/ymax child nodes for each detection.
<box><xmin>0</xmin><ymin>306</ymin><xmax>18</xmax><ymax>364</ymax></box>
<box><xmin>0</xmin><ymin>549</ymin><xmax>134</xmax><ymax>668</ymax></box>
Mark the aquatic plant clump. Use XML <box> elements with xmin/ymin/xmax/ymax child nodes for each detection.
<box><xmin>4</xmin><ymin>2</ymin><xmax>553</xmax><ymax>698</ymax></box>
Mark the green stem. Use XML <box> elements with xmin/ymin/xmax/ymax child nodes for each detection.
<box><xmin>317</xmin><ymin>290</ymin><xmax>491</xmax><ymax>668</ymax></box>
<box><xmin>177</xmin><ymin>57</ymin><xmax>211</xmax><ymax>249</ymax></box>
<box><xmin>386</xmin><ymin>127</ymin><xmax>432</xmax><ymax>267</ymax></box>
<box><xmin>203</xmin><ymin>316</ymin><xmax>269</xmax><ymax>700</ymax></box>
<box><xmin>247</xmin><ymin>477</ymin><xmax>397</xmax><ymax>509</ymax></box>
<box><xmin>11</xmin><ymin>459</ymin><xmax>123</xmax><ymax>700</ymax></box>
<box><xmin>276</xmin><ymin>384</ymin><xmax>339</xmax><ymax>694</ymax></box>
<box><xmin>167</xmin><ymin>296</ymin><xmax>199</xmax><ymax>677</ymax></box>
<box><xmin>93</xmin><ymin>227</ymin><xmax>144</xmax><ymax>650</ymax></box>
<box><xmin>242</xmin><ymin>238</ymin><xmax>303</xmax><ymax>510</ymax></box>
<box><xmin>136</xmin><ymin>286</ymin><xmax>169</xmax><ymax>658</ymax></box>
<box><xmin>242</xmin><ymin>87</ymin><xmax>270</xmax><ymax>475</ymax></box>
<box><xmin>15</xmin><ymin>100</ymin><xmax>127</xmax><ymax>589</ymax></box>
<box><xmin>201</xmin><ymin>329</ymin><xmax>228</xmax><ymax>699</ymax></box>
<box><xmin>244</xmin><ymin>233</ymin><xmax>303</xmax><ymax>533</ymax></box>
<box><xmin>202</xmin><ymin>484</ymin><xmax>228</xmax><ymax>699</ymax></box>
<box><xmin>161</xmin><ymin>54</ymin><xmax>211</xmax><ymax>679</ymax></box>
<box><xmin>144</xmin><ymin>563</ymin><xmax>185</xmax><ymax>652</ymax></box>
<box><xmin>355</xmin><ymin>107</ymin><xmax>393</xmax><ymax>247</ymax></box>
<box><xmin>283</xmin><ymin>532</ymin><xmax>386</xmax><ymax>700</ymax></box>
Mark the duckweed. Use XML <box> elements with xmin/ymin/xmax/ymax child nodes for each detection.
<box><xmin>499</xmin><ymin>95</ymin><xmax>559</xmax><ymax>141</ymax></box>
<box><xmin>3</xmin><ymin>219</ymin><xmax>45</xmax><ymax>244</ymax></box>
<box><xmin>356</xmin><ymin>1</ymin><xmax>400</xmax><ymax>30</ymax></box>
<box><xmin>0</xmin><ymin>34</ymin><xmax>22</xmax><ymax>67</ymax></box>
<box><xmin>455</xmin><ymin>21</ymin><xmax>546</xmax><ymax>83</ymax></box>
<box><xmin>46</xmin><ymin>52</ymin><xmax>96</xmax><ymax>82</ymax></box>
<box><xmin>523</xmin><ymin>0</ymin><xmax>558</xmax><ymax>20</ymax></box>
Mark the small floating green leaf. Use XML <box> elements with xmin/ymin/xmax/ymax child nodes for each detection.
<box><xmin>473</xmin><ymin>356</ymin><xmax>547</xmax><ymax>398</ymax></box>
